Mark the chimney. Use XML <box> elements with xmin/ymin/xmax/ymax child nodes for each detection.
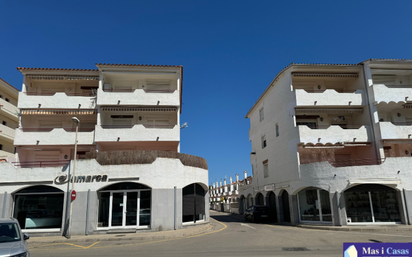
<box><xmin>236</xmin><ymin>173</ymin><xmax>239</xmax><ymax>182</ymax></box>
<box><xmin>230</xmin><ymin>176</ymin><xmax>233</xmax><ymax>184</ymax></box>
<box><xmin>244</xmin><ymin>170</ymin><xmax>247</xmax><ymax>179</ymax></box>
<box><xmin>224</xmin><ymin>179</ymin><xmax>226</xmax><ymax>186</ymax></box>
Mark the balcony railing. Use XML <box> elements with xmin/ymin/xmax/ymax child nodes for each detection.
<box><xmin>328</xmin><ymin>158</ymin><xmax>385</xmax><ymax>167</ymax></box>
<box><xmin>373</xmin><ymin>84</ymin><xmax>412</xmax><ymax>103</ymax></box>
<box><xmin>299</xmin><ymin>124</ymin><xmax>364</xmax><ymax>129</ymax></box>
<box><xmin>24</xmin><ymin>92</ymin><xmax>96</xmax><ymax>96</ymax></box>
<box><xmin>12</xmin><ymin>160</ymin><xmax>69</xmax><ymax>168</ymax></box>
<box><xmin>103</xmin><ymin>88</ymin><xmax>175</xmax><ymax>93</ymax></box>
<box><xmin>391</xmin><ymin>122</ymin><xmax>412</xmax><ymax>126</ymax></box>
<box><xmin>21</xmin><ymin>127</ymin><xmax>95</xmax><ymax>132</ymax></box>
<box><xmin>101</xmin><ymin>124</ymin><xmax>176</xmax><ymax>129</ymax></box>
<box><xmin>295</xmin><ymin>89</ymin><xmax>364</xmax><ymax>106</ymax></box>
<box><xmin>298</xmin><ymin>125</ymin><xmax>370</xmax><ymax>144</ymax></box>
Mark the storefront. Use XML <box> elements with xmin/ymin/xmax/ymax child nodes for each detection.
<box><xmin>297</xmin><ymin>188</ymin><xmax>332</xmax><ymax>223</ymax></box>
<box><xmin>344</xmin><ymin>184</ymin><xmax>401</xmax><ymax>224</ymax></box>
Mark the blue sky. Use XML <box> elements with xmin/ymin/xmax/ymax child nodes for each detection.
<box><xmin>1</xmin><ymin>0</ymin><xmax>411</xmax><ymax>185</ymax></box>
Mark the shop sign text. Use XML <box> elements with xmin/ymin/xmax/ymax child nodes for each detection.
<box><xmin>55</xmin><ymin>175</ymin><xmax>108</xmax><ymax>184</ymax></box>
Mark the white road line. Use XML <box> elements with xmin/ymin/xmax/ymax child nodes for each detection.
<box><xmin>241</xmin><ymin>223</ymin><xmax>256</xmax><ymax>230</ymax></box>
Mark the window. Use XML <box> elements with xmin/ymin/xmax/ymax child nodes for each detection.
<box><xmin>0</xmin><ymin>144</ymin><xmax>2</xmax><ymax>150</ymax></box>
<box><xmin>263</xmin><ymin>161</ymin><xmax>269</xmax><ymax>178</ymax></box>
<box><xmin>259</xmin><ymin>108</ymin><xmax>264</xmax><ymax>122</ymax></box>
<box><xmin>276</xmin><ymin>123</ymin><xmax>279</xmax><ymax>137</ymax></box>
<box><xmin>2</xmin><ymin>121</ymin><xmax>6</xmax><ymax>126</ymax></box>
<box><xmin>261</xmin><ymin>135</ymin><xmax>267</xmax><ymax>148</ymax></box>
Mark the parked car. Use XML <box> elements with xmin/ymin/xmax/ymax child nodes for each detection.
<box><xmin>0</xmin><ymin>218</ymin><xmax>30</xmax><ymax>257</ymax></box>
<box><xmin>244</xmin><ymin>205</ymin><xmax>270</xmax><ymax>223</ymax></box>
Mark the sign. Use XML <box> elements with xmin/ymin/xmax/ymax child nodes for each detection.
<box><xmin>55</xmin><ymin>174</ymin><xmax>108</xmax><ymax>184</ymax></box>
<box><xmin>343</xmin><ymin>243</ymin><xmax>412</xmax><ymax>257</ymax></box>
<box><xmin>71</xmin><ymin>190</ymin><xmax>76</xmax><ymax>201</ymax></box>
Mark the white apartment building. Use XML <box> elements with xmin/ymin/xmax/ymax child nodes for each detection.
<box><xmin>0</xmin><ymin>78</ymin><xmax>19</xmax><ymax>160</ymax></box>
<box><xmin>210</xmin><ymin>172</ymin><xmax>245</xmax><ymax>213</ymax></box>
<box><xmin>241</xmin><ymin>59</ymin><xmax>412</xmax><ymax>226</ymax></box>
<box><xmin>0</xmin><ymin>64</ymin><xmax>208</xmax><ymax>236</ymax></box>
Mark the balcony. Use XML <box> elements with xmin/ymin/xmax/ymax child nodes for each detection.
<box><xmin>372</xmin><ymin>83</ymin><xmax>412</xmax><ymax>104</ymax></box>
<box><xmin>379</xmin><ymin>122</ymin><xmax>412</xmax><ymax>140</ymax></box>
<box><xmin>94</xmin><ymin>124</ymin><xmax>179</xmax><ymax>142</ymax></box>
<box><xmin>14</xmin><ymin>128</ymin><xmax>95</xmax><ymax>145</ymax></box>
<box><xmin>0</xmin><ymin>124</ymin><xmax>15</xmax><ymax>142</ymax></box>
<box><xmin>97</xmin><ymin>88</ymin><xmax>179</xmax><ymax>106</ymax></box>
<box><xmin>295</xmin><ymin>89</ymin><xmax>365</xmax><ymax>106</ymax></box>
<box><xmin>18</xmin><ymin>92</ymin><xmax>96</xmax><ymax>109</ymax></box>
<box><xmin>298</xmin><ymin>125</ymin><xmax>370</xmax><ymax>145</ymax></box>
<box><xmin>0</xmin><ymin>98</ymin><xmax>19</xmax><ymax>119</ymax></box>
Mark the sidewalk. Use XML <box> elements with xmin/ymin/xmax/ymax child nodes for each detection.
<box><xmin>215</xmin><ymin>210</ymin><xmax>412</xmax><ymax>233</ymax></box>
<box><xmin>28</xmin><ymin>222</ymin><xmax>213</xmax><ymax>245</ymax></box>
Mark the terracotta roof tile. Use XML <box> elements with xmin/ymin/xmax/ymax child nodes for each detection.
<box><xmin>17</xmin><ymin>67</ymin><xmax>97</xmax><ymax>72</ymax></box>
<box><xmin>0</xmin><ymin>77</ymin><xmax>19</xmax><ymax>92</ymax></box>
<box><xmin>95</xmin><ymin>63</ymin><xmax>182</xmax><ymax>68</ymax></box>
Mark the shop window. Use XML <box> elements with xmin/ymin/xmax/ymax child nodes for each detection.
<box><xmin>298</xmin><ymin>188</ymin><xmax>331</xmax><ymax>222</ymax></box>
<box><xmin>97</xmin><ymin>182</ymin><xmax>151</xmax><ymax>228</ymax></box>
<box><xmin>13</xmin><ymin>186</ymin><xmax>64</xmax><ymax>229</ymax></box>
<box><xmin>261</xmin><ymin>135</ymin><xmax>267</xmax><ymax>148</ymax></box>
<box><xmin>259</xmin><ymin>107</ymin><xmax>264</xmax><ymax>122</ymax></box>
<box><xmin>183</xmin><ymin>183</ymin><xmax>206</xmax><ymax>223</ymax></box>
<box><xmin>344</xmin><ymin>184</ymin><xmax>401</xmax><ymax>223</ymax></box>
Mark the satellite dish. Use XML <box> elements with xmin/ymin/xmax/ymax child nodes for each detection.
<box><xmin>180</xmin><ymin>122</ymin><xmax>188</xmax><ymax>129</ymax></box>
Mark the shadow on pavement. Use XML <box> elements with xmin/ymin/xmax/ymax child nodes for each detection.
<box><xmin>210</xmin><ymin>211</ymin><xmax>294</xmax><ymax>227</ymax></box>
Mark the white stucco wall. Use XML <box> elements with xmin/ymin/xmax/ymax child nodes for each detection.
<box><xmin>18</xmin><ymin>93</ymin><xmax>96</xmax><ymax>109</ymax></box>
<box><xmin>295</xmin><ymin>89</ymin><xmax>365</xmax><ymax>106</ymax></box>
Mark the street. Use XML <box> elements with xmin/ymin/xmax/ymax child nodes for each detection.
<box><xmin>29</xmin><ymin>210</ymin><xmax>412</xmax><ymax>257</ymax></box>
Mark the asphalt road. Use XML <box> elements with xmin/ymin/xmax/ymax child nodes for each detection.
<box><xmin>29</xmin><ymin>211</ymin><xmax>412</xmax><ymax>257</ymax></box>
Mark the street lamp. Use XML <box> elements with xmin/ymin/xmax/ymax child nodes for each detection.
<box><xmin>67</xmin><ymin>117</ymin><xmax>79</xmax><ymax>238</ymax></box>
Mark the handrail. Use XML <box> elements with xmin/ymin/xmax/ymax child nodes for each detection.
<box><xmin>103</xmin><ymin>88</ymin><xmax>176</xmax><ymax>93</ymax></box>
<box><xmin>12</xmin><ymin>160</ymin><xmax>69</xmax><ymax>168</ymax></box>
<box><xmin>24</xmin><ymin>92</ymin><xmax>96</xmax><ymax>96</ymax></box>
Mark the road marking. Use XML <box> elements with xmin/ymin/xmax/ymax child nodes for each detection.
<box><xmin>29</xmin><ymin>218</ymin><xmax>227</xmax><ymax>251</ymax></box>
<box><xmin>241</xmin><ymin>223</ymin><xmax>256</xmax><ymax>230</ymax></box>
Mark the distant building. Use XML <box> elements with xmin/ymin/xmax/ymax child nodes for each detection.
<box><xmin>0</xmin><ymin>78</ymin><xmax>19</xmax><ymax>160</ymax></box>
<box><xmin>241</xmin><ymin>59</ymin><xmax>412</xmax><ymax>226</ymax></box>
<box><xmin>0</xmin><ymin>64</ymin><xmax>208</xmax><ymax>236</ymax></box>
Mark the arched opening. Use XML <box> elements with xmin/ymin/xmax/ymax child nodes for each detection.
<box><xmin>267</xmin><ymin>192</ymin><xmax>277</xmax><ymax>222</ymax></box>
<box><xmin>255</xmin><ymin>193</ymin><xmax>264</xmax><ymax>205</ymax></box>
<box><xmin>344</xmin><ymin>184</ymin><xmax>401</xmax><ymax>223</ymax></box>
<box><xmin>13</xmin><ymin>185</ymin><xmax>64</xmax><ymax>229</ymax></box>
<box><xmin>239</xmin><ymin>195</ymin><xmax>245</xmax><ymax>214</ymax></box>
<box><xmin>182</xmin><ymin>183</ymin><xmax>206</xmax><ymax>223</ymax></box>
<box><xmin>247</xmin><ymin>194</ymin><xmax>253</xmax><ymax>208</ymax></box>
<box><xmin>297</xmin><ymin>188</ymin><xmax>332</xmax><ymax>222</ymax></box>
<box><xmin>97</xmin><ymin>182</ymin><xmax>151</xmax><ymax>228</ymax></box>
<box><xmin>281</xmin><ymin>190</ymin><xmax>290</xmax><ymax>222</ymax></box>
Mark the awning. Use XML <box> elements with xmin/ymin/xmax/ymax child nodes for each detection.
<box><xmin>21</xmin><ymin>109</ymin><xmax>97</xmax><ymax>115</ymax></box>
<box><xmin>292</xmin><ymin>72</ymin><xmax>358</xmax><ymax>78</ymax></box>
<box><xmin>101</xmin><ymin>107</ymin><xmax>177</xmax><ymax>112</ymax></box>
<box><xmin>295</xmin><ymin>108</ymin><xmax>363</xmax><ymax>114</ymax></box>
<box><xmin>26</xmin><ymin>75</ymin><xmax>99</xmax><ymax>80</ymax></box>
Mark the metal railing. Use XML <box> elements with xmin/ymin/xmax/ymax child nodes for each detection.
<box><xmin>12</xmin><ymin>160</ymin><xmax>70</xmax><ymax>168</ymax></box>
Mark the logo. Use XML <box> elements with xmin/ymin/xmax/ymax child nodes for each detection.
<box><xmin>54</xmin><ymin>174</ymin><xmax>108</xmax><ymax>184</ymax></box>
<box><xmin>344</xmin><ymin>243</ymin><xmax>412</xmax><ymax>257</ymax></box>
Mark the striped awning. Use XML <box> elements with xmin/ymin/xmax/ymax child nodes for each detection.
<box><xmin>26</xmin><ymin>75</ymin><xmax>99</xmax><ymax>80</ymax></box>
<box><xmin>21</xmin><ymin>109</ymin><xmax>97</xmax><ymax>115</ymax></box>
<box><xmin>295</xmin><ymin>108</ymin><xmax>363</xmax><ymax>114</ymax></box>
<box><xmin>101</xmin><ymin>107</ymin><xmax>177</xmax><ymax>112</ymax></box>
<box><xmin>292</xmin><ymin>72</ymin><xmax>358</xmax><ymax>78</ymax></box>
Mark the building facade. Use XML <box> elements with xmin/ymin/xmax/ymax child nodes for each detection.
<box><xmin>0</xmin><ymin>78</ymin><xmax>19</xmax><ymax>160</ymax></box>
<box><xmin>0</xmin><ymin>64</ymin><xmax>209</xmax><ymax>236</ymax></box>
<box><xmin>242</xmin><ymin>59</ymin><xmax>412</xmax><ymax>226</ymax></box>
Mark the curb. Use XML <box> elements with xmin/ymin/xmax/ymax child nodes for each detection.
<box><xmin>29</xmin><ymin>223</ymin><xmax>214</xmax><ymax>245</ymax></box>
<box><xmin>297</xmin><ymin>225</ymin><xmax>412</xmax><ymax>232</ymax></box>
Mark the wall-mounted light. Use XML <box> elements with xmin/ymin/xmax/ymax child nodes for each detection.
<box><xmin>157</xmin><ymin>101</ymin><xmax>160</xmax><ymax>105</ymax></box>
<box><xmin>118</xmin><ymin>100</ymin><xmax>121</xmax><ymax>104</ymax></box>
<box><xmin>320</xmin><ymin>117</ymin><xmax>324</xmax><ymax>122</ymax></box>
<box><xmin>139</xmin><ymin>116</ymin><xmax>142</xmax><ymax>120</ymax></box>
<box><xmin>405</xmin><ymin>150</ymin><xmax>409</xmax><ymax>155</ymax></box>
<box><xmin>314</xmin><ymin>101</ymin><xmax>317</xmax><ymax>105</ymax></box>
<box><xmin>398</xmin><ymin>170</ymin><xmax>401</xmax><ymax>174</ymax></box>
<box><xmin>36</xmin><ymin>140</ymin><xmax>39</xmax><ymax>145</ymax></box>
<box><xmin>156</xmin><ymin>137</ymin><xmax>159</xmax><ymax>141</ymax></box>
<box><xmin>117</xmin><ymin>137</ymin><xmax>120</xmax><ymax>141</ymax></box>
<box><xmin>397</xmin><ymin>113</ymin><xmax>401</xmax><ymax>117</ymax></box>
<box><xmin>317</xmin><ymin>85</ymin><xmax>321</xmax><ymax>89</ymax></box>
<box><xmin>38</xmin><ymin>104</ymin><xmax>41</xmax><ymax>108</ymax></box>
<box><xmin>78</xmin><ymin>104</ymin><xmax>81</xmax><ymax>108</ymax></box>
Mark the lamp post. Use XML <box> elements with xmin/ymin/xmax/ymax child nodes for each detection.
<box><xmin>67</xmin><ymin>117</ymin><xmax>80</xmax><ymax>239</ymax></box>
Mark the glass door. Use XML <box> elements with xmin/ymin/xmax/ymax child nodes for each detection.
<box><xmin>126</xmin><ymin>192</ymin><xmax>138</xmax><ymax>226</ymax></box>
<box><xmin>111</xmin><ymin>192</ymin><xmax>124</xmax><ymax>227</ymax></box>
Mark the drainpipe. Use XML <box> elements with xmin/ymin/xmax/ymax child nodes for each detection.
<box><xmin>403</xmin><ymin>189</ymin><xmax>411</xmax><ymax>225</ymax></box>
<box><xmin>2</xmin><ymin>192</ymin><xmax>7</xmax><ymax>218</ymax></box>
<box><xmin>174</xmin><ymin>186</ymin><xmax>177</xmax><ymax>230</ymax></box>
